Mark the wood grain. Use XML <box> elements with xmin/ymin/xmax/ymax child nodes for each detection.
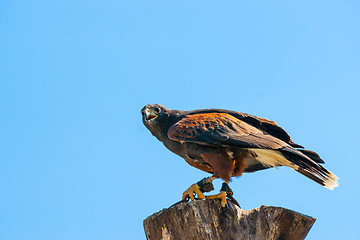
<box><xmin>144</xmin><ymin>199</ymin><xmax>315</xmax><ymax>240</ymax></box>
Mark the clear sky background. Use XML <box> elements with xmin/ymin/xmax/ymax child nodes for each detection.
<box><xmin>1</xmin><ymin>1</ymin><xmax>359</xmax><ymax>239</ymax></box>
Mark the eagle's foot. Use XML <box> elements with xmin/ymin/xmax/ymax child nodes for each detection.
<box><xmin>182</xmin><ymin>183</ymin><xmax>205</xmax><ymax>201</ymax></box>
<box><xmin>182</xmin><ymin>177</ymin><xmax>215</xmax><ymax>201</ymax></box>
<box><xmin>206</xmin><ymin>191</ymin><xmax>227</xmax><ymax>208</ymax></box>
<box><xmin>206</xmin><ymin>182</ymin><xmax>234</xmax><ymax>210</ymax></box>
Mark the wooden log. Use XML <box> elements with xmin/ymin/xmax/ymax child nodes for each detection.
<box><xmin>143</xmin><ymin>199</ymin><xmax>315</xmax><ymax>240</ymax></box>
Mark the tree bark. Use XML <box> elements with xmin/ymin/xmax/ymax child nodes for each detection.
<box><xmin>143</xmin><ymin>199</ymin><xmax>315</xmax><ymax>240</ymax></box>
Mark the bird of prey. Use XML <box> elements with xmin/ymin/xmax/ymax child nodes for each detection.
<box><xmin>141</xmin><ymin>104</ymin><xmax>338</xmax><ymax>208</ymax></box>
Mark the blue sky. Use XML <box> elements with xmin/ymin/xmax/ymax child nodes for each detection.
<box><xmin>1</xmin><ymin>1</ymin><xmax>359</xmax><ymax>239</ymax></box>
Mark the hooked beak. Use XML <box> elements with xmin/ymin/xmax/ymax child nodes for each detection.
<box><xmin>144</xmin><ymin>108</ymin><xmax>157</xmax><ymax>122</ymax></box>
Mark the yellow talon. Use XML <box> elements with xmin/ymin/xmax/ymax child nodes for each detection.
<box><xmin>182</xmin><ymin>183</ymin><xmax>205</xmax><ymax>201</ymax></box>
<box><xmin>206</xmin><ymin>191</ymin><xmax>227</xmax><ymax>207</ymax></box>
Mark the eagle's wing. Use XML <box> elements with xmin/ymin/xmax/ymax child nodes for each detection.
<box><xmin>187</xmin><ymin>109</ymin><xmax>304</xmax><ymax>148</ymax></box>
<box><xmin>167</xmin><ymin>112</ymin><xmax>288</xmax><ymax>149</ymax></box>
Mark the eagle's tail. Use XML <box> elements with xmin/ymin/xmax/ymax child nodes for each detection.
<box><xmin>280</xmin><ymin>147</ymin><xmax>339</xmax><ymax>190</ymax></box>
<box><xmin>250</xmin><ymin>148</ymin><xmax>339</xmax><ymax>190</ymax></box>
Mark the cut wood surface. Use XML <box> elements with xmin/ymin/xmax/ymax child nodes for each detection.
<box><xmin>143</xmin><ymin>199</ymin><xmax>315</xmax><ymax>240</ymax></box>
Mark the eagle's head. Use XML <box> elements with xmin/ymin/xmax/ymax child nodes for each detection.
<box><xmin>141</xmin><ymin>104</ymin><xmax>170</xmax><ymax>123</ymax></box>
<box><xmin>141</xmin><ymin>104</ymin><xmax>172</xmax><ymax>141</ymax></box>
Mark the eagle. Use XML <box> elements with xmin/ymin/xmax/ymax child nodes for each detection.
<box><xmin>142</xmin><ymin>104</ymin><xmax>338</xmax><ymax>208</ymax></box>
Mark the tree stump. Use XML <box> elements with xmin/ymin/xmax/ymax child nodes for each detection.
<box><xmin>143</xmin><ymin>199</ymin><xmax>315</xmax><ymax>240</ymax></box>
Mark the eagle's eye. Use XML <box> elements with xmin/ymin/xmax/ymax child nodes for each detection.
<box><xmin>154</xmin><ymin>108</ymin><xmax>160</xmax><ymax>113</ymax></box>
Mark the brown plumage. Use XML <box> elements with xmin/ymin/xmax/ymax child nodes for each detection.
<box><xmin>142</xmin><ymin>104</ymin><xmax>338</xmax><ymax>191</ymax></box>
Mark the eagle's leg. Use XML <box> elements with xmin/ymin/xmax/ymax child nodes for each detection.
<box><xmin>182</xmin><ymin>176</ymin><xmax>216</xmax><ymax>201</ymax></box>
<box><xmin>206</xmin><ymin>181</ymin><xmax>232</xmax><ymax>208</ymax></box>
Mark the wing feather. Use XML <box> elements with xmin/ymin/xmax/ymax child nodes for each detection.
<box><xmin>186</xmin><ymin>109</ymin><xmax>304</xmax><ymax>148</ymax></box>
<box><xmin>167</xmin><ymin>113</ymin><xmax>288</xmax><ymax>149</ymax></box>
